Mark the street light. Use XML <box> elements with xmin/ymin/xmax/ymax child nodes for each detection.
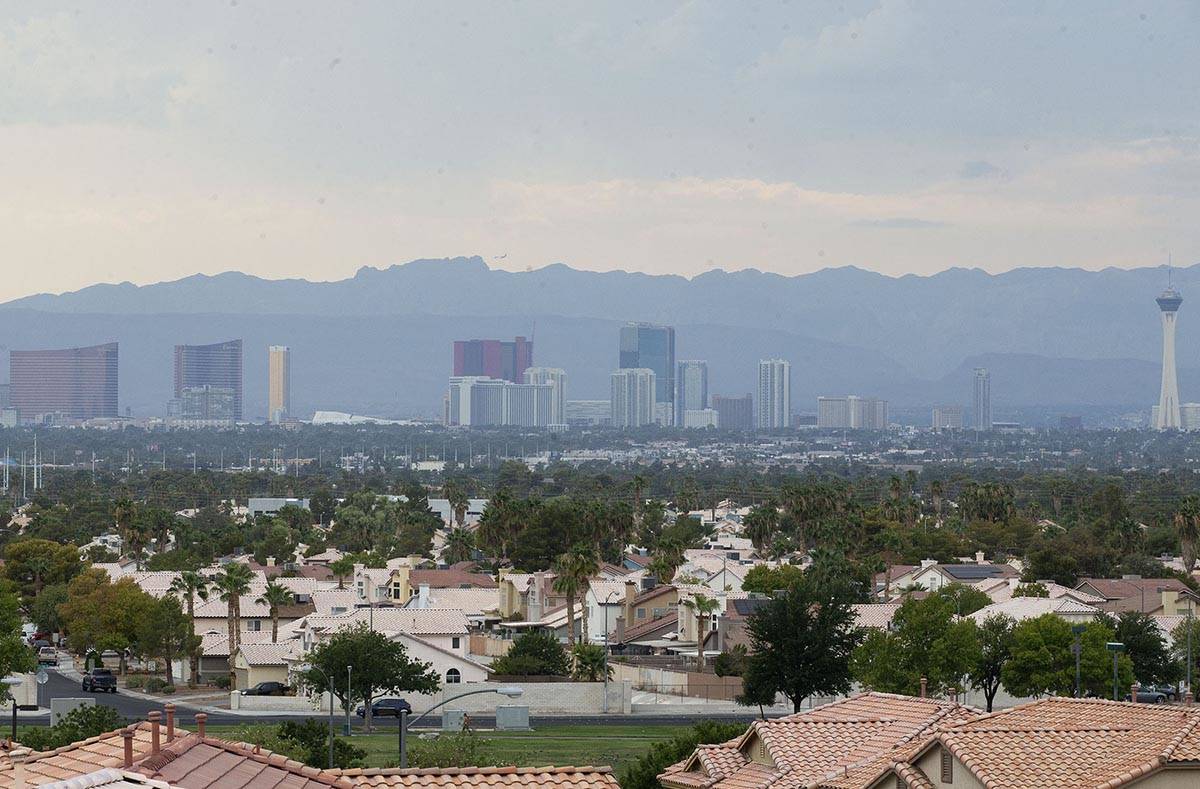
<box><xmin>345</xmin><ymin>666</ymin><xmax>353</xmax><ymax>736</ymax></box>
<box><xmin>1070</xmin><ymin>623</ymin><xmax>1087</xmax><ymax>698</ymax></box>
<box><xmin>1</xmin><ymin>677</ymin><xmax>23</xmax><ymax>742</ymax></box>
<box><xmin>602</xmin><ymin>592</ymin><xmax>620</xmax><ymax>714</ymax></box>
<box><xmin>298</xmin><ymin>664</ymin><xmax>336</xmax><ymax>769</ymax></box>
<box><xmin>1106</xmin><ymin>642</ymin><xmax>1126</xmax><ymax>701</ymax></box>
<box><xmin>398</xmin><ymin>686</ymin><xmax>522</xmax><ymax>769</ymax></box>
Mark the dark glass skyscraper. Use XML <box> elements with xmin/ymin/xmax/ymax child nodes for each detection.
<box><xmin>10</xmin><ymin>342</ymin><xmax>119</xmax><ymax>420</ymax></box>
<box><xmin>619</xmin><ymin>323</ymin><xmax>675</xmax><ymax>405</ymax></box>
<box><xmin>452</xmin><ymin>337</ymin><xmax>533</xmax><ymax>383</ymax></box>
<box><xmin>174</xmin><ymin>339</ymin><xmax>244</xmax><ymax>421</ymax></box>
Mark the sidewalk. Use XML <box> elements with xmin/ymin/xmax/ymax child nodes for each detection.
<box><xmin>58</xmin><ymin>662</ymin><xmax>228</xmax><ymax>707</ymax></box>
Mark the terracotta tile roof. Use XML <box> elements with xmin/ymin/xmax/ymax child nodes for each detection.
<box><xmin>405</xmin><ymin>588</ymin><xmax>498</xmax><ymax>617</ymax></box>
<box><xmin>409</xmin><ymin>569</ymin><xmax>496</xmax><ymax>589</ymax></box>
<box><xmin>966</xmin><ymin>596</ymin><xmax>1101</xmax><ymax>623</ymax></box>
<box><xmin>0</xmin><ymin>723</ymin><xmax>178</xmax><ymax>788</ymax></box>
<box><xmin>303</xmin><ymin>608</ymin><xmax>470</xmax><ymax>636</ymax></box>
<box><xmin>132</xmin><ymin>735</ymin><xmax>349</xmax><ymax>789</ymax></box>
<box><xmin>335</xmin><ymin>765</ymin><xmax>618</xmax><ymax>787</ymax></box>
<box><xmin>236</xmin><ymin>642</ymin><xmax>298</xmax><ymax>666</ymax></box>
<box><xmin>621</xmin><ymin>611</ymin><xmax>679</xmax><ymax>642</ymax></box>
<box><xmin>198</xmin><ymin>630</ymin><xmax>276</xmax><ymax>658</ymax></box>
<box><xmin>660</xmin><ymin>692</ymin><xmax>980</xmax><ymax>789</ymax></box>
<box><xmin>850</xmin><ymin>602</ymin><xmax>901</xmax><ymax>630</ymax></box>
<box><xmin>629</xmin><ymin>584</ymin><xmax>678</xmax><ymax>607</ymax></box>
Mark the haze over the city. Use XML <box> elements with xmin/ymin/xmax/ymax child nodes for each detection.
<box><xmin>3</xmin><ymin>1</ymin><xmax>1199</xmax><ymax>302</ymax></box>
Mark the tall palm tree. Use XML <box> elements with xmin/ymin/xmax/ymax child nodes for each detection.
<box><xmin>256</xmin><ymin>581</ymin><xmax>292</xmax><ymax>643</ymax></box>
<box><xmin>442</xmin><ymin>481</ymin><xmax>470</xmax><ymax>528</ymax></box>
<box><xmin>211</xmin><ymin>563</ymin><xmax>254</xmax><ymax>689</ymax></box>
<box><xmin>329</xmin><ymin>556</ymin><xmax>355</xmax><ymax>589</ymax></box>
<box><xmin>685</xmin><ymin>594</ymin><xmax>721</xmax><ymax>670</ymax></box>
<box><xmin>1179</xmin><ymin>496</ymin><xmax>1200</xmax><ymax>573</ymax></box>
<box><xmin>929</xmin><ymin>479</ymin><xmax>944</xmax><ymax>517</ymax></box>
<box><xmin>743</xmin><ymin>501</ymin><xmax>779</xmax><ymax>554</ymax></box>
<box><xmin>554</xmin><ymin>544</ymin><xmax>600</xmax><ymax>646</ymax></box>
<box><xmin>443</xmin><ymin>527</ymin><xmax>475</xmax><ymax>565</ymax></box>
<box><xmin>169</xmin><ymin>571</ymin><xmax>210</xmax><ymax>687</ymax></box>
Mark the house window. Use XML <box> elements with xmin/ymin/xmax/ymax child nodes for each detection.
<box><xmin>248</xmin><ymin>620</ymin><xmax>261</xmax><ymax>632</ymax></box>
<box><xmin>452</xmin><ymin>637</ymin><xmax>461</xmax><ymax>649</ymax></box>
<box><xmin>940</xmin><ymin>748</ymin><xmax>953</xmax><ymax>783</ymax></box>
<box><xmin>446</xmin><ymin>668</ymin><xmax>461</xmax><ymax>684</ymax></box>
<box><xmin>636</xmin><ymin>608</ymin><xmax>646</xmax><ymax>619</ymax></box>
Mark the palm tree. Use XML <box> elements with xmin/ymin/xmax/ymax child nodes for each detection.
<box><xmin>929</xmin><ymin>479</ymin><xmax>944</xmax><ymax>517</ymax></box>
<box><xmin>743</xmin><ymin>501</ymin><xmax>779</xmax><ymax>554</ymax></box>
<box><xmin>169</xmin><ymin>571</ymin><xmax>209</xmax><ymax>687</ymax></box>
<box><xmin>631</xmin><ymin>474</ymin><xmax>648</xmax><ymax>527</ymax></box>
<box><xmin>685</xmin><ymin>594</ymin><xmax>722</xmax><ymax>670</ymax></box>
<box><xmin>443</xmin><ymin>527</ymin><xmax>475</xmax><ymax>564</ymax></box>
<box><xmin>211</xmin><ymin>562</ymin><xmax>254</xmax><ymax>689</ymax></box>
<box><xmin>329</xmin><ymin>557</ymin><xmax>355</xmax><ymax>589</ymax></box>
<box><xmin>1179</xmin><ymin>496</ymin><xmax>1200</xmax><ymax>573</ymax></box>
<box><xmin>554</xmin><ymin>544</ymin><xmax>600</xmax><ymax>646</ymax></box>
<box><xmin>442</xmin><ymin>481</ymin><xmax>470</xmax><ymax>528</ymax></box>
<box><xmin>27</xmin><ymin>555</ymin><xmax>51</xmax><ymax>596</ymax></box>
<box><xmin>256</xmin><ymin>581</ymin><xmax>292</xmax><ymax>643</ymax></box>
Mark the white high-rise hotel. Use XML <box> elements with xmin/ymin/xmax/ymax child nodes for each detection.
<box><xmin>1156</xmin><ymin>286</ymin><xmax>1184</xmax><ymax>429</ymax></box>
<box><xmin>757</xmin><ymin>359</ymin><xmax>791</xmax><ymax>429</ymax></box>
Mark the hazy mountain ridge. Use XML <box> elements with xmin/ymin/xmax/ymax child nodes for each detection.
<box><xmin>0</xmin><ymin>258</ymin><xmax>1188</xmax><ymax>418</ymax></box>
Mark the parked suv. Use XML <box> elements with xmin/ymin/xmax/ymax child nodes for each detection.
<box><xmin>355</xmin><ymin>698</ymin><xmax>412</xmax><ymax>718</ymax></box>
<box><xmin>37</xmin><ymin>647</ymin><xmax>58</xmax><ymax>667</ymax></box>
<box><xmin>83</xmin><ymin>668</ymin><xmax>118</xmax><ymax>693</ymax></box>
<box><xmin>241</xmin><ymin>681</ymin><xmax>289</xmax><ymax>696</ymax></box>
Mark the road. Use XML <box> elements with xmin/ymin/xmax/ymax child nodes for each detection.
<box><xmin>35</xmin><ymin>669</ymin><xmax>769</xmax><ymax>728</ymax></box>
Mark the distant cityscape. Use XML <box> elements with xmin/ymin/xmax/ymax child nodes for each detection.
<box><xmin>4</xmin><ymin>285</ymin><xmax>1198</xmax><ymax>433</ymax></box>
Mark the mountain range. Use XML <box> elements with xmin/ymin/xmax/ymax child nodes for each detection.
<box><xmin>0</xmin><ymin>257</ymin><xmax>1191</xmax><ymax>421</ymax></box>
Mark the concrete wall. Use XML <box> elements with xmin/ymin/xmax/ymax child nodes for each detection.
<box><xmin>234</xmin><ymin>680</ymin><xmax>631</xmax><ymax>715</ymax></box>
<box><xmin>611</xmin><ymin>662</ymin><xmax>743</xmax><ymax>701</ymax></box>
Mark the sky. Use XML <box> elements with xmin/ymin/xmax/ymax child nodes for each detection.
<box><xmin>1</xmin><ymin>0</ymin><xmax>1199</xmax><ymax>302</ymax></box>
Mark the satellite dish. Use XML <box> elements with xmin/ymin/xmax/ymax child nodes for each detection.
<box><xmin>36</xmin><ymin>670</ymin><xmax>48</xmax><ymax>685</ymax></box>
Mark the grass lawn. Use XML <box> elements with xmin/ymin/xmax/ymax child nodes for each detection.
<box><xmin>205</xmin><ymin>722</ymin><xmax>692</xmax><ymax>774</ymax></box>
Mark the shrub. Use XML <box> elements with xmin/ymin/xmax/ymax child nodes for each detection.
<box><xmin>20</xmin><ymin>705</ymin><xmax>125</xmax><ymax>751</ymax></box>
<box><xmin>490</xmin><ymin>631</ymin><xmax>570</xmax><ymax>676</ymax></box>
<box><xmin>401</xmin><ymin>732</ymin><xmax>503</xmax><ymax>769</ymax></box>
<box><xmin>279</xmin><ymin>718</ymin><xmax>366</xmax><ymax>769</ymax></box>
<box><xmin>570</xmin><ymin>644</ymin><xmax>611</xmax><ymax>681</ymax></box>
<box><xmin>161</xmin><ymin>685</ymin><xmax>176</xmax><ymax>694</ymax></box>
<box><xmin>144</xmin><ymin>678</ymin><xmax>167</xmax><ymax>693</ymax></box>
<box><xmin>713</xmin><ymin>645</ymin><xmax>748</xmax><ymax>677</ymax></box>
<box><xmin>620</xmin><ymin>720</ymin><xmax>747</xmax><ymax>789</ymax></box>
<box><xmin>211</xmin><ymin>675</ymin><xmax>231</xmax><ymax>689</ymax></box>
<box><xmin>124</xmin><ymin>676</ymin><xmax>146</xmax><ymax>689</ymax></box>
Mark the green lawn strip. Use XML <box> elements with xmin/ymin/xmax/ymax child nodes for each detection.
<box><xmin>204</xmin><ymin>723</ymin><xmax>691</xmax><ymax>773</ymax></box>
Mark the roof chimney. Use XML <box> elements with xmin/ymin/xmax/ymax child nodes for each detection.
<box><xmin>122</xmin><ymin>728</ymin><xmax>135</xmax><ymax>768</ymax></box>
<box><xmin>165</xmin><ymin>703</ymin><xmax>175</xmax><ymax>741</ymax></box>
<box><xmin>919</xmin><ymin>677</ymin><xmax>928</xmax><ymax>698</ymax></box>
<box><xmin>1132</xmin><ymin>682</ymin><xmax>1140</xmax><ymax>702</ymax></box>
<box><xmin>1186</xmin><ymin>691</ymin><xmax>1194</xmax><ymax>707</ymax></box>
<box><xmin>195</xmin><ymin>712</ymin><xmax>207</xmax><ymax>738</ymax></box>
<box><xmin>12</xmin><ymin>748</ymin><xmax>26</xmax><ymax>789</ymax></box>
<box><xmin>148</xmin><ymin>710</ymin><xmax>161</xmax><ymax>754</ymax></box>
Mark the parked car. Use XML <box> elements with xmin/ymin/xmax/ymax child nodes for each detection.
<box><xmin>82</xmin><ymin>668</ymin><xmax>118</xmax><ymax>693</ymax></box>
<box><xmin>355</xmin><ymin>698</ymin><xmax>412</xmax><ymax>718</ymax></box>
<box><xmin>37</xmin><ymin>647</ymin><xmax>58</xmax><ymax>667</ymax></box>
<box><xmin>1126</xmin><ymin>688</ymin><xmax>1170</xmax><ymax>704</ymax></box>
<box><xmin>241</xmin><ymin>681</ymin><xmax>289</xmax><ymax>696</ymax></box>
<box><xmin>1142</xmin><ymin>684</ymin><xmax>1178</xmax><ymax>701</ymax></box>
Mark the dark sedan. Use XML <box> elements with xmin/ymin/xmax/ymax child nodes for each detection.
<box><xmin>355</xmin><ymin>698</ymin><xmax>412</xmax><ymax>718</ymax></box>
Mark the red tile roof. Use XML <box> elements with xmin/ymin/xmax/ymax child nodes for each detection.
<box><xmin>0</xmin><ymin>723</ymin><xmax>178</xmax><ymax>788</ymax></box>
<box><xmin>335</xmin><ymin>765</ymin><xmax>619</xmax><ymax>787</ymax></box>
<box><xmin>410</xmin><ymin>569</ymin><xmax>496</xmax><ymax>589</ymax></box>
<box><xmin>133</xmin><ymin>735</ymin><xmax>349</xmax><ymax>789</ymax></box>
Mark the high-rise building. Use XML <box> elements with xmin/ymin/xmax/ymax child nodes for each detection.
<box><xmin>175</xmin><ymin>339</ymin><xmax>243</xmax><ymax>421</ymax></box>
<box><xmin>524</xmin><ymin>367</ymin><xmax>567</xmax><ymax>426</ymax></box>
<box><xmin>564</xmin><ymin>400</ymin><xmax>612</xmax><ymax>426</ymax></box>
<box><xmin>453</xmin><ymin>337</ymin><xmax>533</xmax><ymax>383</ymax></box>
<box><xmin>713</xmin><ymin>394</ymin><xmax>753</xmax><ymax>431</ymax></box>
<box><xmin>446</xmin><ymin>376</ymin><xmax>506</xmax><ymax>426</ymax></box>
<box><xmin>682</xmin><ymin>408</ymin><xmax>719</xmax><ymax>429</ymax></box>
<box><xmin>611</xmin><ymin>368</ymin><xmax>656</xmax><ymax>428</ymax></box>
<box><xmin>619</xmin><ymin>323</ymin><xmax>675</xmax><ymax>405</ymax></box>
<box><xmin>9</xmin><ymin>342</ymin><xmax>119</xmax><ymax>421</ymax></box>
<box><xmin>503</xmin><ymin>383</ymin><xmax>554</xmax><ymax>427</ymax></box>
<box><xmin>674</xmin><ymin>360</ymin><xmax>708</xmax><ymax>426</ymax></box>
<box><xmin>1181</xmin><ymin>403</ymin><xmax>1200</xmax><ymax>431</ymax></box>
<box><xmin>932</xmin><ymin>405</ymin><xmax>964</xmax><ymax>430</ymax></box>
<box><xmin>972</xmin><ymin>368</ymin><xmax>992</xmax><ymax>431</ymax></box>
<box><xmin>757</xmin><ymin>360</ymin><xmax>791</xmax><ymax>429</ymax></box>
<box><xmin>268</xmin><ymin>345</ymin><xmax>291</xmax><ymax>423</ymax></box>
<box><xmin>818</xmin><ymin>395</ymin><xmax>888</xmax><ymax>429</ymax></box>
<box><xmin>1156</xmin><ymin>287</ymin><xmax>1183</xmax><ymax>429</ymax></box>
<box><xmin>179</xmin><ymin>385</ymin><xmax>236</xmax><ymax>422</ymax></box>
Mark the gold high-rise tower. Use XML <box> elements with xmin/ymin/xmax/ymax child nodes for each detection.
<box><xmin>268</xmin><ymin>345</ymin><xmax>290</xmax><ymax>423</ymax></box>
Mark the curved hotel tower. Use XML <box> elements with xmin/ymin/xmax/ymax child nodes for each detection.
<box><xmin>1156</xmin><ymin>287</ymin><xmax>1183</xmax><ymax>429</ymax></box>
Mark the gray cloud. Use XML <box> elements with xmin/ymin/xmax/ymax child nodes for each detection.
<box><xmin>851</xmin><ymin>218</ymin><xmax>949</xmax><ymax>229</ymax></box>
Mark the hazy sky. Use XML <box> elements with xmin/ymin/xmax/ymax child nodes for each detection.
<box><xmin>2</xmin><ymin>1</ymin><xmax>1199</xmax><ymax>302</ymax></box>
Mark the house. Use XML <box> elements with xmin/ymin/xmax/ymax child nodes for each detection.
<box><xmin>967</xmin><ymin>596</ymin><xmax>1102</xmax><ymax>624</ymax></box>
<box><xmin>196</xmin><ymin>631</ymin><xmax>276</xmax><ymax>683</ymax></box>
<box><xmin>659</xmin><ymin>691</ymin><xmax>980</xmax><ymax>789</ymax></box>
<box><xmin>0</xmin><ymin>721</ymin><xmax>170</xmax><ymax>787</ymax></box>
<box><xmin>615</xmin><ymin>580</ymin><xmax>679</xmax><ymax>642</ymax></box>
<box><xmin>880</xmin><ymin>696</ymin><xmax>1200</xmax><ymax>788</ymax></box>
<box><xmin>497</xmin><ymin>571</ymin><xmax>561</xmax><ymax>621</ymax></box>
<box><xmin>584</xmin><ymin>580</ymin><xmax>632</xmax><ymax>644</ymax></box>
<box><xmin>851</xmin><ymin>601</ymin><xmax>902</xmax><ymax>631</ymax></box>
<box><xmin>402</xmin><ymin>585</ymin><xmax>500</xmax><ymax>628</ymax></box>
<box><xmin>715</xmin><ymin>597</ymin><xmax>771</xmax><ymax>652</ymax></box>
<box><xmin>191</xmin><ymin>595</ymin><xmax>315</xmax><ymax>636</ymax></box>
<box><xmin>1075</xmin><ymin>576</ymin><xmax>1200</xmax><ymax>615</ymax></box>
<box><xmin>246</xmin><ymin>497</ymin><xmax>310</xmax><ymax>518</ymax></box>
<box><xmin>972</xmin><ymin>576</ymin><xmax>1106</xmax><ymax>605</ymax></box>
<box><xmin>231</xmin><ymin>642</ymin><xmax>296</xmax><ymax>689</ymax></box>
<box><xmin>903</xmin><ymin>560</ymin><xmax>1019</xmax><ymax>593</ymax></box>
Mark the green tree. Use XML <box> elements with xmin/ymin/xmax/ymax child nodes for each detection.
<box><xmin>442</xmin><ymin>527</ymin><xmax>475</xmax><ymax>564</ymax></box>
<box><xmin>3</xmin><ymin>539</ymin><xmax>82</xmax><ymax>603</ymax></box>
<box><xmin>329</xmin><ymin>556</ymin><xmax>355</xmax><ymax>589</ymax></box>
<box><xmin>740</xmin><ymin>564</ymin><xmax>806</xmax><ymax>595</ymax></box>
<box><xmin>684</xmin><ymin>593</ymin><xmax>721</xmax><ymax>670</ymax></box>
<box><xmin>1178</xmin><ymin>496</ymin><xmax>1200</xmax><ymax>574</ymax></box>
<box><xmin>739</xmin><ymin>578</ymin><xmax>861</xmax><ymax>713</ymax></box>
<box><xmin>970</xmin><ymin>613</ymin><xmax>1015</xmax><ymax>712</ymax></box>
<box><xmin>137</xmin><ymin>596</ymin><xmax>193</xmax><ymax>687</ymax></box>
<box><xmin>58</xmin><ymin>570</ymin><xmax>154</xmax><ymax>674</ymax></box>
<box><xmin>29</xmin><ymin>584</ymin><xmax>69</xmax><ymax>636</ymax></box>
<box><xmin>256</xmin><ymin>581</ymin><xmax>293</xmax><ymax>643</ymax></box>
<box><xmin>442</xmin><ymin>481</ymin><xmax>470</xmax><ymax>528</ymax></box>
<box><xmin>1002</xmin><ymin>614</ymin><xmax>1132</xmax><ymax>698</ymax></box>
<box><xmin>0</xmin><ymin>587</ymin><xmax>35</xmax><ymax>687</ymax></box>
<box><xmin>169</xmin><ymin>571</ymin><xmax>210</xmax><ymax>687</ymax></box>
<box><xmin>743</xmin><ymin>502</ymin><xmax>780</xmax><ymax>554</ymax></box>
<box><xmin>934</xmin><ymin>583</ymin><xmax>992</xmax><ymax>617</ymax></box>
<box><xmin>300</xmin><ymin>623</ymin><xmax>440</xmax><ymax>731</ymax></box>
<box><xmin>570</xmin><ymin>643</ymin><xmax>611</xmax><ymax>681</ymax></box>
<box><xmin>491</xmin><ymin>630</ymin><xmax>571</xmax><ymax>677</ymax></box>
<box><xmin>554</xmin><ymin>543</ymin><xmax>599</xmax><ymax>646</ymax></box>
<box><xmin>211</xmin><ymin>562</ymin><xmax>254</xmax><ymax>688</ymax></box>
<box><xmin>18</xmin><ymin>705</ymin><xmax>124</xmax><ymax>751</ymax></box>
<box><xmin>1114</xmin><ymin>611</ymin><xmax>1182</xmax><ymax>685</ymax></box>
<box><xmin>851</xmin><ymin>594</ymin><xmax>980</xmax><ymax>697</ymax></box>
<box><xmin>309</xmin><ymin>489</ymin><xmax>336</xmax><ymax>526</ymax></box>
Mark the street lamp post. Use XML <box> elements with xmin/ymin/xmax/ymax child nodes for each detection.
<box><xmin>1</xmin><ymin>677</ymin><xmax>22</xmax><ymax>742</ymax></box>
<box><xmin>602</xmin><ymin>592</ymin><xmax>619</xmax><ymax>714</ymax></box>
<box><xmin>398</xmin><ymin>686</ymin><xmax>523</xmax><ymax>769</ymax></box>
<box><xmin>345</xmin><ymin>666</ymin><xmax>353</xmax><ymax>736</ymax></box>
<box><xmin>1070</xmin><ymin>624</ymin><xmax>1086</xmax><ymax>698</ymax></box>
<box><xmin>1106</xmin><ymin>642</ymin><xmax>1126</xmax><ymax>701</ymax></box>
<box><xmin>299</xmin><ymin>664</ymin><xmax>336</xmax><ymax>769</ymax></box>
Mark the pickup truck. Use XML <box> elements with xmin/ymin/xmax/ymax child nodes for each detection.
<box><xmin>36</xmin><ymin>647</ymin><xmax>58</xmax><ymax>667</ymax></box>
<box><xmin>82</xmin><ymin>668</ymin><xmax>118</xmax><ymax>693</ymax></box>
